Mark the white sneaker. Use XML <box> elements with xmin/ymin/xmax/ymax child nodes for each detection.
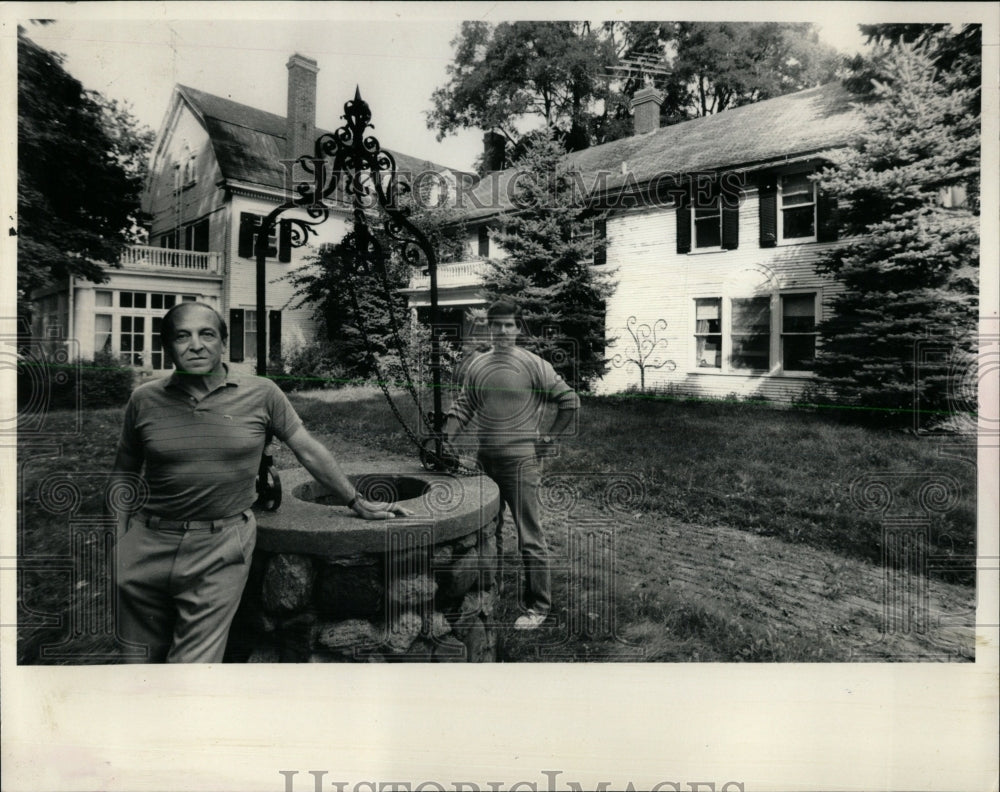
<box><xmin>514</xmin><ymin>609</ymin><xmax>548</xmax><ymax>631</ymax></box>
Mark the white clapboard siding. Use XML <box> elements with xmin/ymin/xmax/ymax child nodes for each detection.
<box><xmin>600</xmin><ymin>186</ymin><xmax>846</xmax><ymax>401</ymax></box>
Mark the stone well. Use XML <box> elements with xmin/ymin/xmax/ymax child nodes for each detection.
<box><xmin>226</xmin><ymin>462</ymin><xmax>502</xmax><ymax>663</ymax></box>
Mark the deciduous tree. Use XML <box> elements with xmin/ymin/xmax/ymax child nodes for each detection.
<box><xmin>17</xmin><ymin>27</ymin><xmax>153</xmax><ymax>310</ymax></box>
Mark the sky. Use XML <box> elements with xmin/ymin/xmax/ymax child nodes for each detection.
<box><xmin>11</xmin><ymin>3</ymin><xmax>887</xmax><ymax>173</ymax></box>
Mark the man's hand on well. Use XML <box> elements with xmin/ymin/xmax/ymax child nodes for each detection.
<box><xmin>351</xmin><ymin>497</ymin><xmax>412</xmax><ymax>520</ymax></box>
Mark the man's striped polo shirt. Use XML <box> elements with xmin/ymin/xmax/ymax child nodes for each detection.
<box><xmin>117</xmin><ymin>368</ymin><xmax>303</xmax><ymax>521</ymax></box>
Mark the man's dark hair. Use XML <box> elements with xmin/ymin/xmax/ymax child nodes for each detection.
<box><xmin>486</xmin><ymin>300</ymin><xmax>520</xmax><ymax>321</ymax></box>
<box><xmin>161</xmin><ymin>302</ymin><xmax>228</xmax><ymax>345</ymax></box>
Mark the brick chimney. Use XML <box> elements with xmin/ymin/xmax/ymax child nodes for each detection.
<box><xmin>286</xmin><ymin>53</ymin><xmax>319</xmax><ymax>161</ymax></box>
<box><xmin>483</xmin><ymin>131</ymin><xmax>506</xmax><ymax>172</ymax></box>
<box><xmin>630</xmin><ymin>87</ymin><xmax>664</xmax><ymax>136</ymax></box>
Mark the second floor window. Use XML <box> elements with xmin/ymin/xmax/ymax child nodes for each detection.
<box><xmin>239</xmin><ymin>213</ymin><xmax>292</xmax><ymax>262</ymax></box>
<box><xmin>779</xmin><ymin>173</ymin><xmax>817</xmax><ymax>242</ymax></box>
<box><xmin>693</xmin><ymin>198</ymin><xmax>722</xmax><ymax>249</ymax></box>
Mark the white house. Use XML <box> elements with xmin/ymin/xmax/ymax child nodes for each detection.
<box><xmin>30</xmin><ymin>54</ymin><xmax>464</xmax><ymax>377</ymax></box>
<box><xmin>402</xmin><ymin>82</ymin><xmax>866</xmax><ymax>400</ymax></box>
<box><xmin>31</xmin><ymin>57</ymin><xmax>873</xmax><ymax>402</ymax></box>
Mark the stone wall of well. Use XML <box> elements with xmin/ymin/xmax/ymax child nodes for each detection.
<box><xmin>227</xmin><ymin>464</ymin><xmax>502</xmax><ymax>663</ymax></box>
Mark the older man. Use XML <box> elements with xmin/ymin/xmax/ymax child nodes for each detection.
<box><xmin>442</xmin><ymin>301</ymin><xmax>580</xmax><ymax>630</ymax></box>
<box><xmin>108</xmin><ymin>301</ymin><xmax>406</xmax><ymax>663</ymax></box>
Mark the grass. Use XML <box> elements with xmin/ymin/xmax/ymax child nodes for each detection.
<box><xmin>16</xmin><ymin>384</ymin><xmax>977</xmax><ymax>664</ymax></box>
<box><xmin>293</xmin><ymin>386</ymin><xmax>977</xmax><ymax>573</ymax></box>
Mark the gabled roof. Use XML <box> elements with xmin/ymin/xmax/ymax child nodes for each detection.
<box><xmin>176</xmin><ymin>84</ymin><xmax>460</xmax><ymax>193</ymax></box>
<box><xmin>460</xmin><ymin>82</ymin><xmax>864</xmax><ymax>220</ymax></box>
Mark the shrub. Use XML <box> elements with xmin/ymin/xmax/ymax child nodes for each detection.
<box><xmin>274</xmin><ymin>342</ymin><xmax>352</xmax><ymax>392</ymax></box>
<box><xmin>18</xmin><ymin>351</ymin><xmax>136</xmax><ymax>411</ymax></box>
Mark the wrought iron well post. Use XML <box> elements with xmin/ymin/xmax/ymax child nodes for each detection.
<box><xmin>253</xmin><ymin>88</ymin><xmax>447</xmax><ymax>472</ymax></box>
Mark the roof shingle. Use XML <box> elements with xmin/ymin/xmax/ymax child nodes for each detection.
<box><xmin>459</xmin><ymin>82</ymin><xmax>864</xmax><ymax>219</ymax></box>
<box><xmin>177</xmin><ymin>84</ymin><xmax>460</xmax><ymax>191</ymax></box>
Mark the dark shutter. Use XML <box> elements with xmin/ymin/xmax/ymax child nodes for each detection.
<box><xmin>675</xmin><ymin>192</ymin><xmax>691</xmax><ymax>254</ymax></box>
<box><xmin>722</xmin><ymin>205</ymin><xmax>739</xmax><ymax>250</ymax></box>
<box><xmin>478</xmin><ymin>225</ymin><xmax>489</xmax><ymax>257</ymax></box>
<box><xmin>229</xmin><ymin>309</ymin><xmax>245</xmax><ymax>362</ymax></box>
<box><xmin>268</xmin><ymin>310</ymin><xmax>282</xmax><ymax>362</ymax></box>
<box><xmin>238</xmin><ymin>213</ymin><xmax>256</xmax><ymax>258</ymax></box>
<box><xmin>816</xmin><ymin>186</ymin><xmax>839</xmax><ymax>242</ymax></box>
<box><xmin>758</xmin><ymin>173</ymin><xmax>777</xmax><ymax>248</ymax></box>
<box><xmin>278</xmin><ymin>220</ymin><xmax>292</xmax><ymax>262</ymax></box>
<box><xmin>593</xmin><ymin>218</ymin><xmax>607</xmax><ymax>266</ymax></box>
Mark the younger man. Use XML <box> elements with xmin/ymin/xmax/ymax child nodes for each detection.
<box><xmin>442</xmin><ymin>301</ymin><xmax>579</xmax><ymax>630</ymax></box>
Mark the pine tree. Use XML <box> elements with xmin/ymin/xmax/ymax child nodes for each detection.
<box><xmin>482</xmin><ymin>132</ymin><xmax>616</xmax><ymax>390</ymax></box>
<box><xmin>814</xmin><ymin>30</ymin><xmax>979</xmax><ymax>424</ymax></box>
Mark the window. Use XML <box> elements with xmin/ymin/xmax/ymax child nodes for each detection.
<box><xmin>694</xmin><ymin>298</ymin><xmax>721</xmax><ymax>368</ymax></box>
<box><xmin>119</xmin><ymin>291</ymin><xmax>146</xmax><ymax>309</ymax></box>
<box><xmin>150</xmin><ymin>317</ymin><xmax>171</xmax><ymax>370</ymax></box>
<box><xmin>120</xmin><ymin>316</ymin><xmax>145</xmax><ymax>366</ymax></box>
<box><xmin>677</xmin><ymin>181</ymin><xmax>739</xmax><ymax>253</ymax></box>
<box><xmin>939</xmin><ymin>184</ymin><xmax>968</xmax><ymax>209</ymax></box>
<box><xmin>95</xmin><ymin>314</ymin><xmax>112</xmax><ymax>355</ymax></box>
<box><xmin>239</xmin><ymin>213</ymin><xmax>278</xmax><ymax>259</ymax></box>
<box><xmin>96</xmin><ymin>290</ymin><xmax>197</xmax><ymax>369</ymax></box>
<box><xmin>184</xmin><ymin>219</ymin><xmax>210</xmax><ymax>252</ymax></box>
<box><xmin>244</xmin><ymin>310</ymin><xmax>258</xmax><ymax>360</ymax></box>
<box><xmin>779</xmin><ymin>173</ymin><xmax>817</xmax><ymax>242</ymax></box>
<box><xmin>228</xmin><ymin>308</ymin><xmax>280</xmax><ymax>363</ymax></box>
<box><xmin>693</xmin><ymin>198</ymin><xmax>722</xmax><ymax>249</ymax></box>
<box><xmin>780</xmin><ymin>294</ymin><xmax>817</xmax><ymax>372</ymax></box>
<box><xmin>730</xmin><ymin>297</ymin><xmax>770</xmax><ymax>370</ymax></box>
<box><xmin>692</xmin><ymin>292</ymin><xmax>818</xmax><ymax>374</ymax></box>
<box><xmin>477</xmin><ymin>226</ymin><xmax>489</xmax><ymax>257</ymax></box>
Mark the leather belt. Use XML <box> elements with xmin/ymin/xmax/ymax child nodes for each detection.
<box><xmin>133</xmin><ymin>510</ymin><xmax>248</xmax><ymax>532</ymax></box>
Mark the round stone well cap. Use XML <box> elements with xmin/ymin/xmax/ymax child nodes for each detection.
<box><xmin>253</xmin><ymin>462</ymin><xmax>501</xmax><ymax>556</ymax></box>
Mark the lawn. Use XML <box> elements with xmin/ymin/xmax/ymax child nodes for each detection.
<box><xmin>16</xmin><ymin>385</ymin><xmax>977</xmax><ymax>664</ymax></box>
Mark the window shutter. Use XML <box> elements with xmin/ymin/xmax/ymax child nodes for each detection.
<box><xmin>758</xmin><ymin>174</ymin><xmax>777</xmax><ymax>248</ymax></box>
<box><xmin>238</xmin><ymin>213</ymin><xmax>256</xmax><ymax>258</ymax></box>
<box><xmin>722</xmin><ymin>204</ymin><xmax>739</xmax><ymax>250</ymax></box>
<box><xmin>268</xmin><ymin>310</ymin><xmax>282</xmax><ymax>362</ymax></box>
<box><xmin>816</xmin><ymin>187</ymin><xmax>839</xmax><ymax>242</ymax></box>
<box><xmin>593</xmin><ymin>219</ymin><xmax>607</xmax><ymax>266</ymax></box>
<box><xmin>229</xmin><ymin>309</ymin><xmax>245</xmax><ymax>362</ymax></box>
<box><xmin>675</xmin><ymin>193</ymin><xmax>691</xmax><ymax>254</ymax></box>
<box><xmin>278</xmin><ymin>220</ymin><xmax>292</xmax><ymax>262</ymax></box>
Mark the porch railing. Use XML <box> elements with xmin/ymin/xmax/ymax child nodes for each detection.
<box><xmin>120</xmin><ymin>244</ymin><xmax>222</xmax><ymax>274</ymax></box>
<box><xmin>409</xmin><ymin>258</ymin><xmax>491</xmax><ymax>290</ymax></box>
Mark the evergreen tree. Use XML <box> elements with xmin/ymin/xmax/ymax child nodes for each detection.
<box><xmin>814</xmin><ymin>30</ymin><xmax>979</xmax><ymax>423</ymax></box>
<box><xmin>287</xmin><ymin>201</ymin><xmax>466</xmax><ymax>383</ymax></box>
<box><xmin>482</xmin><ymin>132</ymin><xmax>615</xmax><ymax>390</ymax></box>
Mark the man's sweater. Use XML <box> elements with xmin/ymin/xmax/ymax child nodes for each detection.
<box><xmin>446</xmin><ymin>345</ymin><xmax>579</xmax><ymax>458</ymax></box>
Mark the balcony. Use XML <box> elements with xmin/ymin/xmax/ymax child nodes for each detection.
<box><xmin>407</xmin><ymin>258</ymin><xmax>491</xmax><ymax>291</ymax></box>
<box><xmin>119</xmin><ymin>244</ymin><xmax>222</xmax><ymax>275</ymax></box>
